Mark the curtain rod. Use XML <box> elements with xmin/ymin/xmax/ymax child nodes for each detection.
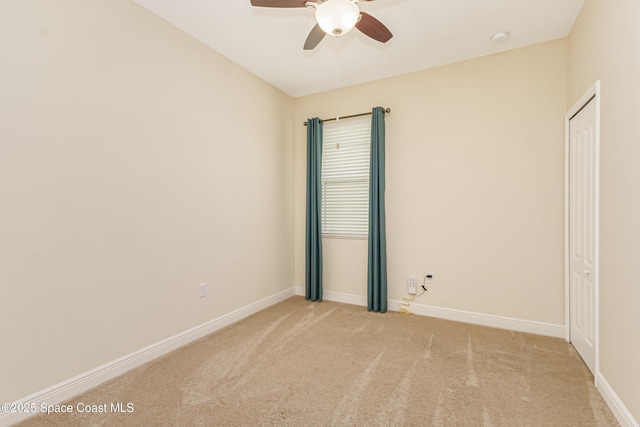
<box><xmin>303</xmin><ymin>107</ymin><xmax>391</xmax><ymax>126</ymax></box>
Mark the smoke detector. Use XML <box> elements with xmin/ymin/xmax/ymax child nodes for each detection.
<box><xmin>490</xmin><ymin>31</ymin><xmax>509</xmax><ymax>45</ymax></box>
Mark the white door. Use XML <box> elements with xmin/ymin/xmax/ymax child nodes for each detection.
<box><xmin>568</xmin><ymin>96</ymin><xmax>597</xmax><ymax>374</ymax></box>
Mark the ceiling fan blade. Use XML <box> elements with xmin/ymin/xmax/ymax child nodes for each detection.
<box><xmin>250</xmin><ymin>0</ymin><xmax>307</xmax><ymax>7</ymax></box>
<box><xmin>304</xmin><ymin>23</ymin><xmax>326</xmax><ymax>50</ymax></box>
<box><xmin>355</xmin><ymin>11</ymin><xmax>393</xmax><ymax>43</ymax></box>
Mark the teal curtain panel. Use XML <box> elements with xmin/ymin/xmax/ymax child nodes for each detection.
<box><xmin>306</xmin><ymin>118</ymin><xmax>323</xmax><ymax>302</ymax></box>
<box><xmin>367</xmin><ymin>107</ymin><xmax>387</xmax><ymax>312</ymax></box>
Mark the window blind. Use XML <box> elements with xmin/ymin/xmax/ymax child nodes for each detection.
<box><xmin>321</xmin><ymin>116</ymin><xmax>370</xmax><ymax>238</ymax></box>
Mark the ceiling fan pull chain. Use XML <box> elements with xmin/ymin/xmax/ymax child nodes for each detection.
<box><xmin>336</xmin><ymin>34</ymin><xmax>340</xmax><ymax>124</ymax></box>
<box><xmin>336</xmin><ymin>35</ymin><xmax>341</xmax><ymax>149</ymax></box>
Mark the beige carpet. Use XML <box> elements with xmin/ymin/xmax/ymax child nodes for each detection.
<box><xmin>19</xmin><ymin>296</ymin><xmax>618</xmax><ymax>426</ymax></box>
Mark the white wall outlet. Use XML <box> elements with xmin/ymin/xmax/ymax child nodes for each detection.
<box><xmin>199</xmin><ymin>283</ymin><xmax>208</xmax><ymax>298</ymax></box>
<box><xmin>426</xmin><ymin>273</ymin><xmax>435</xmax><ymax>284</ymax></box>
<box><xmin>407</xmin><ymin>275</ymin><xmax>417</xmax><ymax>294</ymax></box>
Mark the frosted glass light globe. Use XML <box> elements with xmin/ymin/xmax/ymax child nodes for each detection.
<box><xmin>315</xmin><ymin>0</ymin><xmax>359</xmax><ymax>36</ymax></box>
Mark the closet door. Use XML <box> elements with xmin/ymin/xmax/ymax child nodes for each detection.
<box><xmin>568</xmin><ymin>95</ymin><xmax>597</xmax><ymax>374</ymax></box>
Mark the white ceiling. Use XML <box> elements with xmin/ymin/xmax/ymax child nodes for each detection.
<box><xmin>133</xmin><ymin>0</ymin><xmax>584</xmax><ymax>98</ymax></box>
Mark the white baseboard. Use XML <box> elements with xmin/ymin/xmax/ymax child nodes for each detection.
<box><xmin>388</xmin><ymin>299</ymin><xmax>566</xmax><ymax>338</ymax></box>
<box><xmin>0</xmin><ymin>288</ymin><xmax>295</xmax><ymax>427</ymax></box>
<box><xmin>596</xmin><ymin>372</ymin><xmax>639</xmax><ymax>427</ymax></box>
<box><xmin>295</xmin><ymin>287</ymin><xmax>564</xmax><ymax>338</ymax></box>
<box><xmin>294</xmin><ymin>286</ymin><xmax>367</xmax><ymax>307</ymax></box>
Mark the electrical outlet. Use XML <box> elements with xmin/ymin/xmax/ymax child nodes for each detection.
<box><xmin>407</xmin><ymin>275</ymin><xmax>417</xmax><ymax>294</ymax></box>
<box><xmin>199</xmin><ymin>283</ymin><xmax>208</xmax><ymax>298</ymax></box>
<box><xmin>426</xmin><ymin>273</ymin><xmax>435</xmax><ymax>284</ymax></box>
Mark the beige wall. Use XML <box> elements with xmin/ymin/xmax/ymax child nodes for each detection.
<box><xmin>295</xmin><ymin>39</ymin><xmax>567</xmax><ymax>324</ymax></box>
<box><xmin>568</xmin><ymin>0</ymin><xmax>640</xmax><ymax>421</ymax></box>
<box><xmin>0</xmin><ymin>1</ymin><xmax>294</xmax><ymax>402</ymax></box>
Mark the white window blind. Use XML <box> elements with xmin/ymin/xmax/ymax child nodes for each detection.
<box><xmin>322</xmin><ymin>116</ymin><xmax>370</xmax><ymax>238</ymax></box>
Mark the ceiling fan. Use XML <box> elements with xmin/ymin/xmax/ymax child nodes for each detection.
<box><xmin>250</xmin><ymin>0</ymin><xmax>393</xmax><ymax>50</ymax></box>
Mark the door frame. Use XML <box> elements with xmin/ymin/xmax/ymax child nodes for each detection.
<box><xmin>564</xmin><ymin>80</ymin><xmax>600</xmax><ymax>378</ymax></box>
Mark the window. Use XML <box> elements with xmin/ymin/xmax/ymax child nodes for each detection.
<box><xmin>321</xmin><ymin>116</ymin><xmax>370</xmax><ymax>238</ymax></box>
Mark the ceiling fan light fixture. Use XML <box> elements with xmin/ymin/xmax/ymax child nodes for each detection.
<box><xmin>315</xmin><ymin>0</ymin><xmax>360</xmax><ymax>37</ymax></box>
